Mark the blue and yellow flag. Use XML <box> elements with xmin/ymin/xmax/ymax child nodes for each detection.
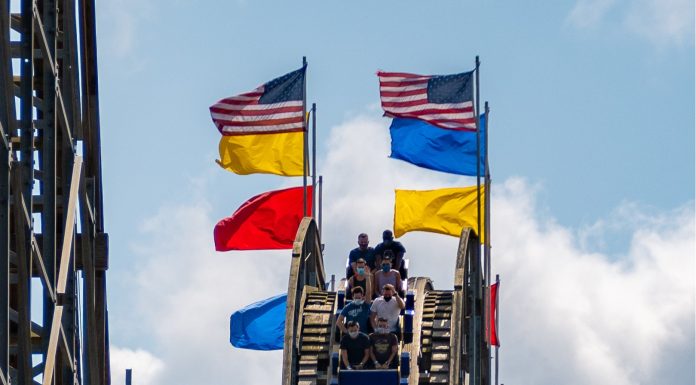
<box><xmin>393</xmin><ymin>186</ymin><xmax>485</xmax><ymax>242</ymax></box>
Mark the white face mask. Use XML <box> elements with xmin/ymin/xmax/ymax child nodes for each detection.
<box><xmin>353</xmin><ymin>299</ymin><xmax>364</xmax><ymax>305</ymax></box>
<box><xmin>348</xmin><ymin>331</ymin><xmax>359</xmax><ymax>338</ymax></box>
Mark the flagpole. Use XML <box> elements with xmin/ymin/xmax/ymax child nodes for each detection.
<box><xmin>495</xmin><ymin>274</ymin><xmax>500</xmax><ymax>385</ymax></box>
<box><xmin>483</xmin><ymin>101</ymin><xmax>493</xmax><ymax>385</ymax></box>
<box><xmin>312</xmin><ymin>103</ymin><xmax>317</xmax><ymax>219</ymax></box>
<box><xmin>302</xmin><ymin>56</ymin><xmax>308</xmax><ymax>217</ymax></box>
<box><xmin>473</xmin><ymin>54</ymin><xmax>482</xmax><ymax>385</ymax></box>
<box><xmin>484</xmin><ymin>101</ymin><xmax>491</xmax><ymax>288</ymax></box>
<box><xmin>318</xmin><ymin>175</ymin><xmax>323</xmax><ymax>236</ymax></box>
<box><xmin>475</xmin><ymin>56</ymin><xmax>482</xmax><ymax>249</ymax></box>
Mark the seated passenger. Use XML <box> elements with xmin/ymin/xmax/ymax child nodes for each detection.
<box><xmin>340</xmin><ymin>321</ymin><xmax>371</xmax><ymax>370</ymax></box>
<box><xmin>370</xmin><ymin>317</ymin><xmax>399</xmax><ymax>369</ymax></box>
<box><xmin>373</xmin><ymin>230</ymin><xmax>406</xmax><ymax>278</ymax></box>
<box><xmin>370</xmin><ymin>284</ymin><xmax>405</xmax><ymax>335</ymax></box>
<box><xmin>337</xmin><ymin>287</ymin><xmax>372</xmax><ymax>334</ymax></box>
<box><xmin>346</xmin><ymin>258</ymin><xmax>373</xmax><ymax>303</ymax></box>
<box><xmin>346</xmin><ymin>233</ymin><xmax>376</xmax><ymax>278</ymax></box>
<box><xmin>373</xmin><ymin>254</ymin><xmax>403</xmax><ymax>298</ymax></box>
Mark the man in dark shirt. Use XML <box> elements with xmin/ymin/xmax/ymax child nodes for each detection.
<box><xmin>340</xmin><ymin>321</ymin><xmax>371</xmax><ymax>370</ymax></box>
<box><xmin>373</xmin><ymin>230</ymin><xmax>406</xmax><ymax>278</ymax></box>
<box><xmin>369</xmin><ymin>318</ymin><xmax>399</xmax><ymax>369</ymax></box>
<box><xmin>346</xmin><ymin>233</ymin><xmax>376</xmax><ymax>278</ymax></box>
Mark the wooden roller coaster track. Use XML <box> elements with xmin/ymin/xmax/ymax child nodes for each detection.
<box><xmin>282</xmin><ymin>222</ymin><xmax>490</xmax><ymax>385</ymax></box>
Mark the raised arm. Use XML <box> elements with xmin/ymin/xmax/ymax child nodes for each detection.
<box><xmin>395</xmin><ymin>291</ymin><xmax>405</xmax><ymax>310</ymax></box>
<box><xmin>336</xmin><ymin>314</ymin><xmax>347</xmax><ymax>334</ymax></box>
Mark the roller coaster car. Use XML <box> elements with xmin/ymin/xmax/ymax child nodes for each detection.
<box><xmin>330</xmin><ymin>352</ymin><xmax>410</xmax><ymax>385</ymax></box>
<box><xmin>285</xmin><ymin>220</ymin><xmax>486</xmax><ymax>385</ymax></box>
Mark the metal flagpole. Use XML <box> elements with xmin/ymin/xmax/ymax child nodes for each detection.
<box><xmin>475</xmin><ymin>56</ymin><xmax>482</xmax><ymax>254</ymax></box>
<box><xmin>484</xmin><ymin>101</ymin><xmax>493</xmax><ymax>385</ymax></box>
<box><xmin>484</xmin><ymin>102</ymin><xmax>491</xmax><ymax>287</ymax></box>
<box><xmin>495</xmin><ymin>274</ymin><xmax>500</xmax><ymax>385</ymax></box>
<box><xmin>312</xmin><ymin>103</ymin><xmax>317</xmax><ymax>219</ymax></box>
<box><xmin>126</xmin><ymin>369</ymin><xmax>132</xmax><ymax>385</ymax></box>
<box><xmin>318</xmin><ymin>175</ymin><xmax>323</xmax><ymax>236</ymax></box>
<box><xmin>302</xmin><ymin>57</ymin><xmax>308</xmax><ymax>217</ymax></box>
<box><xmin>473</xmin><ymin>54</ymin><xmax>482</xmax><ymax>385</ymax></box>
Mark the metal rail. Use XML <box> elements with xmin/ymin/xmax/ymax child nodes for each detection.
<box><xmin>0</xmin><ymin>0</ymin><xmax>109</xmax><ymax>384</ymax></box>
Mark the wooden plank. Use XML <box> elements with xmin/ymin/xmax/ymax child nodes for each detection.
<box><xmin>301</xmin><ymin>335</ymin><xmax>330</xmax><ymax>344</ymax></box>
<box><xmin>429</xmin><ymin>373</ymin><xmax>449</xmax><ymax>383</ymax></box>
<box><xmin>42</xmin><ymin>157</ymin><xmax>82</xmax><ymax>385</ymax></box>
<box><xmin>433</xmin><ymin>319</ymin><xmax>451</xmax><ymax>329</ymax></box>
<box><xmin>300</xmin><ymin>344</ymin><xmax>329</xmax><ymax>353</ymax></box>
<box><xmin>432</xmin><ymin>353</ymin><xmax>449</xmax><ymax>361</ymax></box>
<box><xmin>303</xmin><ymin>313</ymin><xmax>330</xmax><ymax>326</ymax></box>
<box><xmin>304</xmin><ymin>304</ymin><xmax>332</xmax><ymax>312</ymax></box>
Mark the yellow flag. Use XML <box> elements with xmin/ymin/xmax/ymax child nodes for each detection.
<box><xmin>394</xmin><ymin>186</ymin><xmax>485</xmax><ymax>242</ymax></box>
<box><xmin>217</xmin><ymin>131</ymin><xmax>304</xmax><ymax>176</ymax></box>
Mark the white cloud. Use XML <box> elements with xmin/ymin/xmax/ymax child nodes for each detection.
<box><xmin>568</xmin><ymin>0</ymin><xmax>618</xmax><ymax>29</ymax></box>
<box><xmin>113</xmin><ymin>115</ymin><xmax>694</xmax><ymax>385</ymax></box>
<box><xmin>110</xmin><ymin>346</ymin><xmax>165</xmax><ymax>385</ymax></box>
<box><xmin>567</xmin><ymin>0</ymin><xmax>694</xmax><ymax>46</ymax></box>
<box><xmin>124</xmin><ymin>200</ymin><xmax>288</xmax><ymax>385</ymax></box>
<box><xmin>97</xmin><ymin>0</ymin><xmax>153</xmax><ymax>71</ymax></box>
<box><xmin>624</xmin><ymin>0</ymin><xmax>695</xmax><ymax>46</ymax></box>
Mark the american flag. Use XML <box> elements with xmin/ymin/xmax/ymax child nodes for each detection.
<box><xmin>377</xmin><ymin>70</ymin><xmax>476</xmax><ymax>131</ymax></box>
<box><xmin>210</xmin><ymin>66</ymin><xmax>306</xmax><ymax>135</ymax></box>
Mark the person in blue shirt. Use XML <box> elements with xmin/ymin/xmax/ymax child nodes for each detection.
<box><xmin>337</xmin><ymin>286</ymin><xmax>372</xmax><ymax>334</ymax></box>
<box><xmin>346</xmin><ymin>233</ymin><xmax>376</xmax><ymax>278</ymax></box>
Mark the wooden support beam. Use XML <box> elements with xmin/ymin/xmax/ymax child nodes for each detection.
<box><xmin>41</xmin><ymin>156</ymin><xmax>81</xmax><ymax>385</ymax></box>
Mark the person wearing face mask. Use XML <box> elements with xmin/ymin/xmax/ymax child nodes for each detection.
<box><xmin>370</xmin><ymin>284</ymin><xmax>405</xmax><ymax>335</ymax></box>
<box><xmin>339</xmin><ymin>321</ymin><xmax>371</xmax><ymax>370</ymax></box>
<box><xmin>346</xmin><ymin>233</ymin><xmax>376</xmax><ymax>279</ymax></box>
<box><xmin>346</xmin><ymin>258</ymin><xmax>373</xmax><ymax>303</ymax></box>
<box><xmin>369</xmin><ymin>318</ymin><xmax>399</xmax><ymax>369</ymax></box>
<box><xmin>337</xmin><ymin>287</ymin><xmax>372</xmax><ymax>334</ymax></box>
<box><xmin>372</xmin><ymin>254</ymin><xmax>403</xmax><ymax>298</ymax></box>
<box><xmin>373</xmin><ymin>230</ymin><xmax>406</xmax><ymax>278</ymax></box>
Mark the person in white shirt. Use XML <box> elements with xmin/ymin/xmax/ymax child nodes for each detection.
<box><xmin>369</xmin><ymin>284</ymin><xmax>405</xmax><ymax>334</ymax></box>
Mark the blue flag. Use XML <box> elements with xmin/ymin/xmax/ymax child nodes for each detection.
<box><xmin>389</xmin><ymin>115</ymin><xmax>486</xmax><ymax>176</ymax></box>
<box><xmin>230</xmin><ymin>294</ymin><xmax>286</xmax><ymax>350</ymax></box>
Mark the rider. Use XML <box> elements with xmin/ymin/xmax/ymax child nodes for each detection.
<box><xmin>346</xmin><ymin>258</ymin><xmax>373</xmax><ymax>303</ymax></box>
<box><xmin>337</xmin><ymin>286</ymin><xmax>372</xmax><ymax>334</ymax></box>
<box><xmin>370</xmin><ymin>284</ymin><xmax>405</xmax><ymax>335</ymax></box>
<box><xmin>372</xmin><ymin>253</ymin><xmax>403</xmax><ymax>298</ymax></box>
<box><xmin>370</xmin><ymin>317</ymin><xmax>399</xmax><ymax>369</ymax></box>
<box><xmin>346</xmin><ymin>233</ymin><xmax>376</xmax><ymax>279</ymax></box>
<box><xmin>340</xmin><ymin>320</ymin><xmax>371</xmax><ymax>370</ymax></box>
<box><xmin>373</xmin><ymin>230</ymin><xmax>406</xmax><ymax>278</ymax></box>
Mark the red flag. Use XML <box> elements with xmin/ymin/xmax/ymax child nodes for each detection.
<box><xmin>490</xmin><ymin>282</ymin><xmax>500</xmax><ymax>346</ymax></box>
<box><xmin>214</xmin><ymin>186</ymin><xmax>313</xmax><ymax>251</ymax></box>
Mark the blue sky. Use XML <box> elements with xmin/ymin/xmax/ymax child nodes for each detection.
<box><xmin>94</xmin><ymin>1</ymin><xmax>694</xmax><ymax>384</ymax></box>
